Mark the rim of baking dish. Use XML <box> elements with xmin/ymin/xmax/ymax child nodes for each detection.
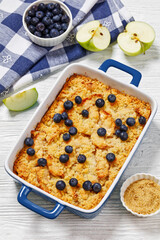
<box><xmin>4</xmin><ymin>63</ymin><xmax>158</xmax><ymax>214</ymax></box>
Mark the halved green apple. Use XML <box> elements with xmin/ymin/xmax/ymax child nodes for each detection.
<box><xmin>76</xmin><ymin>20</ymin><xmax>111</xmax><ymax>52</ymax></box>
<box><xmin>117</xmin><ymin>21</ymin><xmax>155</xmax><ymax>56</ymax></box>
<box><xmin>3</xmin><ymin>88</ymin><xmax>38</xmax><ymax>111</ymax></box>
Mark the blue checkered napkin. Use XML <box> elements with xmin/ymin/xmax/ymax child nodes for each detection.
<box><xmin>0</xmin><ymin>0</ymin><xmax>134</xmax><ymax>97</ymax></box>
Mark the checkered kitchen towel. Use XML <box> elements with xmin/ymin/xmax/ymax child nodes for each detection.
<box><xmin>0</xmin><ymin>0</ymin><xmax>134</xmax><ymax>97</ymax></box>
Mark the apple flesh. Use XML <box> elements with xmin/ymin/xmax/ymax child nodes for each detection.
<box><xmin>3</xmin><ymin>88</ymin><xmax>38</xmax><ymax>111</ymax></box>
<box><xmin>76</xmin><ymin>20</ymin><xmax>111</xmax><ymax>52</ymax></box>
<box><xmin>117</xmin><ymin>21</ymin><xmax>155</xmax><ymax>56</ymax></box>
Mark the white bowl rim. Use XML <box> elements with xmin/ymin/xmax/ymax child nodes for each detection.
<box><xmin>120</xmin><ymin>173</ymin><xmax>160</xmax><ymax>217</ymax></box>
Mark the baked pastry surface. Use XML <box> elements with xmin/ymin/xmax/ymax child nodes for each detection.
<box><xmin>14</xmin><ymin>74</ymin><xmax>151</xmax><ymax>210</ymax></box>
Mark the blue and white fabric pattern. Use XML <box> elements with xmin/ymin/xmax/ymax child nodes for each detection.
<box><xmin>0</xmin><ymin>0</ymin><xmax>134</xmax><ymax>96</ymax></box>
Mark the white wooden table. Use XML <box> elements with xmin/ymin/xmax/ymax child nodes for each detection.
<box><xmin>1</xmin><ymin>0</ymin><xmax>160</xmax><ymax>239</ymax></box>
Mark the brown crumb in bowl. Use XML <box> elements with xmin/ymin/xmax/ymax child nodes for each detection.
<box><xmin>124</xmin><ymin>179</ymin><xmax>160</xmax><ymax>215</ymax></box>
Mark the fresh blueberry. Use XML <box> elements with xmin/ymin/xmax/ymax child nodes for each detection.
<box><xmin>28</xmin><ymin>9</ymin><xmax>35</xmax><ymax>17</ymax></box>
<box><xmin>115</xmin><ymin>118</ymin><xmax>122</xmax><ymax>127</ymax></box>
<box><xmin>61</xmin><ymin>14</ymin><xmax>70</xmax><ymax>23</ymax></box>
<box><xmin>58</xmin><ymin>13</ymin><xmax>63</xmax><ymax>19</ymax></box>
<box><xmin>69</xmin><ymin>127</ymin><xmax>77</xmax><ymax>135</ymax></box>
<box><xmin>95</xmin><ymin>98</ymin><xmax>105</xmax><ymax>108</ymax></box>
<box><xmin>53</xmin><ymin>113</ymin><xmax>62</xmax><ymax>123</ymax></box>
<box><xmin>31</xmin><ymin>5</ymin><xmax>38</xmax><ymax>12</ymax></box>
<box><xmin>52</xmin><ymin>8</ymin><xmax>60</xmax><ymax>15</ymax></box>
<box><xmin>59</xmin><ymin>30</ymin><xmax>64</xmax><ymax>35</ymax></box>
<box><xmin>126</xmin><ymin>117</ymin><xmax>136</xmax><ymax>126</ymax></box>
<box><xmin>92</xmin><ymin>183</ymin><xmax>102</xmax><ymax>193</ymax></box>
<box><xmin>44</xmin><ymin>34</ymin><xmax>50</xmax><ymax>38</ymax></box>
<box><xmin>54</xmin><ymin>3</ymin><xmax>60</xmax><ymax>9</ymax></box>
<box><xmin>59</xmin><ymin>8</ymin><xmax>64</xmax><ymax>14</ymax></box>
<box><xmin>82</xmin><ymin>109</ymin><xmax>89</xmax><ymax>118</ymax></box>
<box><xmin>61</xmin><ymin>112</ymin><xmax>68</xmax><ymax>120</ymax></box>
<box><xmin>61</xmin><ymin>23</ymin><xmax>68</xmax><ymax>31</ymax></box>
<box><xmin>139</xmin><ymin>116</ymin><xmax>146</xmax><ymax>125</ymax></box>
<box><xmin>47</xmin><ymin>3</ymin><xmax>55</xmax><ymax>11</ymax></box>
<box><xmin>59</xmin><ymin>154</ymin><xmax>69</xmax><ymax>163</ymax></box>
<box><xmin>63</xmin><ymin>133</ymin><xmax>71</xmax><ymax>141</ymax></box>
<box><xmin>35</xmin><ymin>11</ymin><xmax>44</xmax><ymax>19</ymax></box>
<box><xmin>38</xmin><ymin>3</ymin><xmax>46</xmax><ymax>12</ymax></box>
<box><xmin>65</xmin><ymin>119</ymin><xmax>73</xmax><ymax>127</ymax></box>
<box><xmin>56</xmin><ymin>180</ymin><xmax>66</xmax><ymax>190</ymax></box>
<box><xmin>42</xmin><ymin>16</ymin><xmax>52</xmax><ymax>26</ymax></box>
<box><xmin>38</xmin><ymin>158</ymin><xmax>47</xmax><ymax>167</ymax></box>
<box><xmin>45</xmin><ymin>11</ymin><xmax>53</xmax><ymax>18</ymax></box>
<box><xmin>24</xmin><ymin>137</ymin><xmax>34</xmax><ymax>146</ymax></box>
<box><xmin>120</xmin><ymin>124</ymin><xmax>128</xmax><ymax>132</ymax></box>
<box><xmin>64</xmin><ymin>100</ymin><xmax>73</xmax><ymax>110</ymax></box>
<box><xmin>52</xmin><ymin>15</ymin><xmax>61</xmax><ymax>22</ymax></box>
<box><xmin>83</xmin><ymin>181</ymin><xmax>92</xmax><ymax>191</ymax></box>
<box><xmin>48</xmin><ymin>24</ymin><xmax>55</xmax><ymax>30</ymax></box>
<box><xmin>34</xmin><ymin>31</ymin><xmax>42</xmax><ymax>37</ymax></box>
<box><xmin>115</xmin><ymin>129</ymin><xmax>121</xmax><ymax>137</ymax></box>
<box><xmin>27</xmin><ymin>148</ymin><xmax>35</xmax><ymax>156</ymax></box>
<box><xmin>77</xmin><ymin>154</ymin><xmax>86</xmax><ymax>163</ymax></box>
<box><xmin>97</xmin><ymin>128</ymin><xmax>106</xmax><ymax>136</ymax></box>
<box><xmin>65</xmin><ymin>145</ymin><xmax>73</xmax><ymax>154</ymax></box>
<box><xmin>50</xmin><ymin>19</ymin><xmax>54</xmax><ymax>24</ymax></box>
<box><xmin>54</xmin><ymin>22</ymin><xmax>61</xmax><ymax>30</ymax></box>
<box><xmin>30</xmin><ymin>17</ymin><xmax>39</xmax><ymax>26</ymax></box>
<box><xmin>36</xmin><ymin>22</ymin><xmax>45</xmax><ymax>32</ymax></box>
<box><xmin>120</xmin><ymin>131</ymin><xmax>128</xmax><ymax>141</ymax></box>
<box><xmin>69</xmin><ymin>178</ymin><xmax>78</xmax><ymax>187</ymax></box>
<box><xmin>106</xmin><ymin>153</ymin><xmax>115</xmax><ymax>162</ymax></box>
<box><xmin>28</xmin><ymin>24</ymin><xmax>36</xmax><ymax>34</ymax></box>
<box><xmin>75</xmin><ymin>96</ymin><xmax>82</xmax><ymax>104</ymax></box>
<box><xmin>108</xmin><ymin>94</ymin><xmax>116</xmax><ymax>103</ymax></box>
<box><xmin>42</xmin><ymin>28</ymin><xmax>49</xmax><ymax>35</ymax></box>
<box><xmin>50</xmin><ymin>28</ymin><xmax>59</xmax><ymax>37</ymax></box>
<box><xmin>25</xmin><ymin>16</ymin><xmax>31</xmax><ymax>24</ymax></box>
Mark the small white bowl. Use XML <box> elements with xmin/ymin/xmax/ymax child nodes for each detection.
<box><xmin>23</xmin><ymin>0</ymin><xmax>72</xmax><ymax>47</ymax></box>
<box><xmin>120</xmin><ymin>173</ymin><xmax>160</xmax><ymax>217</ymax></box>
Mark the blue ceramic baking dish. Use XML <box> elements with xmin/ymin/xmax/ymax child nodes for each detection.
<box><xmin>5</xmin><ymin>59</ymin><xmax>157</xmax><ymax>219</ymax></box>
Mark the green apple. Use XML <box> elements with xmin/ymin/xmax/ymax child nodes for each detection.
<box><xmin>76</xmin><ymin>20</ymin><xmax>111</xmax><ymax>52</ymax></box>
<box><xmin>3</xmin><ymin>88</ymin><xmax>38</xmax><ymax>111</ymax></box>
<box><xmin>117</xmin><ymin>21</ymin><xmax>155</xmax><ymax>56</ymax></box>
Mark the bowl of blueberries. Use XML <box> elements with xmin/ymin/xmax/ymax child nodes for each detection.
<box><xmin>23</xmin><ymin>0</ymin><xmax>72</xmax><ymax>47</ymax></box>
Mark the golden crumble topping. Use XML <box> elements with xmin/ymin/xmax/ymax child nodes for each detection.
<box><xmin>14</xmin><ymin>74</ymin><xmax>151</xmax><ymax>210</ymax></box>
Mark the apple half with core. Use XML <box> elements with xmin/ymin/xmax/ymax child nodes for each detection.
<box><xmin>117</xmin><ymin>21</ymin><xmax>155</xmax><ymax>56</ymax></box>
<box><xmin>76</xmin><ymin>20</ymin><xmax>111</xmax><ymax>52</ymax></box>
<box><xmin>3</xmin><ymin>88</ymin><xmax>38</xmax><ymax>111</ymax></box>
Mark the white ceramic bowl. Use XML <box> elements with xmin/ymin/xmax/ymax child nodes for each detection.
<box><xmin>120</xmin><ymin>173</ymin><xmax>160</xmax><ymax>217</ymax></box>
<box><xmin>23</xmin><ymin>0</ymin><xmax>72</xmax><ymax>47</ymax></box>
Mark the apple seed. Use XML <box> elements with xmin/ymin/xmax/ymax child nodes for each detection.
<box><xmin>133</xmin><ymin>33</ymin><xmax>137</xmax><ymax>36</ymax></box>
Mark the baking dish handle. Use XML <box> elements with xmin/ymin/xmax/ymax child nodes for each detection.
<box><xmin>99</xmin><ymin>59</ymin><xmax>142</xmax><ymax>87</ymax></box>
<box><xmin>18</xmin><ymin>185</ymin><xmax>65</xmax><ymax>219</ymax></box>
